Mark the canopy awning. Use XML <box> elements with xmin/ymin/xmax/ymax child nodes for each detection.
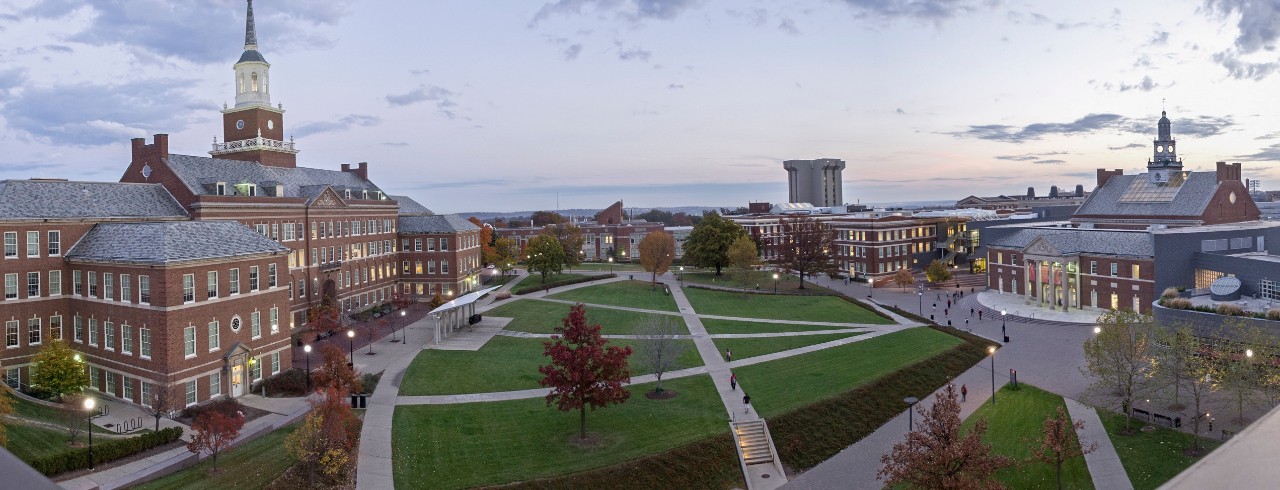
<box><xmin>428</xmin><ymin>286</ymin><xmax>500</xmax><ymax>316</ymax></box>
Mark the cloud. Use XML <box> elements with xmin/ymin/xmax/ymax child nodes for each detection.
<box><xmin>834</xmin><ymin>0</ymin><xmax>986</xmax><ymax>22</ymax></box>
<box><xmin>23</xmin><ymin>0</ymin><xmax>352</xmax><ymax>65</ymax></box>
<box><xmin>385</xmin><ymin>85</ymin><xmax>464</xmax><ymax>120</ymax></box>
<box><xmin>994</xmin><ymin>151</ymin><xmax>1069</xmax><ymax>165</ymax></box>
<box><xmin>1148</xmin><ymin>30</ymin><xmax>1169</xmax><ymax>46</ymax></box>
<box><xmin>896</xmin><ymin>108</ymin><xmax>905</xmax><ymax>114</ymax></box>
<box><xmin>949</xmin><ymin>113</ymin><xmax>1235</xmax><ymax>143</ymax></box>
<box><xmin>0</xmin><ymin>67</ymin><xmax>27</xmax><ymax>91</ymax></box>
<box><xmin>546</xmin><ymin>36</ymin><xmax>584</xmax><ymax>60</ymax></box>
<box><xmin>667</xmin><ymin>83</ymin><xmax>684</xmax><ymax>89</ymax></box>
<box><xmin>292</xmin><ymin>114</ymin><xmax>380</xmax><ymax>138</ymax></box>
<box><xmin>1118</xmin><ymin>75</ymin><xmax>1160</xmax><ymax>92</ymax></box>
<box><xmin>1204</xmin><ymin>0</ymin><xmax>1280</xmax><ymax>79</ymax></box>
<box><xmin>1211</xmin><ymin>51</ymin><xmax>1278</xmax><ymax>81</ymax></box>
<box><xmin>2</xmin><ymin>78</ymin><xmax>213</xmax><ymax>146</ymax></box>
<box><xmin>1166</xmin><ymin>115</ymin><xmax>1235</xmax><ymax>138</ymax></box>
<box><xmin>616</xmin><ymin>43</ymin><xmax>652</xmax><ymax>62</ymax></box>
<box><xmin>530</xmin><ymin>0</ymin><xmax>700</xmax><ymax>25</ymax></box>
<box><xmin>381</xmin><ymin>142</ymin><xmax>410</xmax><ymax>147</ymax></box>
<box><xmin>1235</xmin><ymin>143</ymin><xmax>1280</xmax><ymax>162</ymax></box>
<box><xmin>778</xmin><ymin>17</ymin><xmax>800</xmax><ymax>35</ymax></box>
<box><xmin>1108</xmin><ymin>143</ymin><xmax>1145</xmax><ymax>150</ymax></box>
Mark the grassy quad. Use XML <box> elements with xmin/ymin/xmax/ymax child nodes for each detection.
<box><xmin>571</xmin><ymin>262</ymin><xmax>647</xmax><ymax>272</ymax></box>
<box><xmin>735</xmin><ymin>328</ymin><xmax>962</xmax><ymax>417</ymax></box>
<box><xmin>683</xmin><ymin>287</ymin><xmax>891</xmax><ymax>324</ymax></box>
<box><xmin>399</xmin><ymin>335</ymin><xmax>703</xmax><ymax>396</ymax></box>
<box><xmin>1099</xmin><ymin>411</ymin><xmax>1222</xmax><ymax>490</ymax></box>
<box><xmin>511</xmin><ymin>273</ymin><xmax>593</xmax><ymax>294</ymax></box>
<box><xmin>700</xmin><ymin>318</ymin><xmax>867</xmax><ymax>334</ymax></box>
<box><xmin>712</xmin><ymin>333</ymin><xmax>864</xmax><ymax>361</ymax></box>
<box><xmin>549</xmin><ymin>280</ymin><xmax>679</xmax><ymax>312</ymax></box>
<box><xmin>960</xmin><ymin>384</ymin><xmax>1094</xmax><ymax>489</ymax></box>
<box><xmin>679</xmin><ymin>270</ymin><xmax>836</xmax><ymax>293</ymax></box>
<box><xmin>392</xmin><ymin>376</ymin><xmax>727</xmax><ymax>489</ymax></box>
<box><xmin>486</xmin><ymin>299</ymin><xmax>681</xmax><ymax>335</ymax></box>
<box><xmin>134</xmin><ymin>423</ymin><xmax>301</xmax><ymax>490</ymax></box>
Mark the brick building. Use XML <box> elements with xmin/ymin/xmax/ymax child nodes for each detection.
<box><xmin>495</xmin><ymin>201</ymin><xmax>665</xmax><ymax>262</ymax></box>
<box><xmin>0</xmin><ymin>1</ymin><xmax>478</xmax><ymax>408</ymax></box>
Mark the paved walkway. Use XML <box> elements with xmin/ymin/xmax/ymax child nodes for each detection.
<box><xmin>1063</xmin><ymin>397</ymin><xmax>1133</xmax><ymax>490</ymax></box>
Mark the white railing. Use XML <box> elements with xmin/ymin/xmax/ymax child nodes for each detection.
<box><xmin>211</xmin><ymin>136</ymin><xmax>298</xmax><ymax>154</ymax></box>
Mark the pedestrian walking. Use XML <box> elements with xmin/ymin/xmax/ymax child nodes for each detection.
<box><xmin>743</xmin><ymin>394</ymin><xmax>752</xmax><ymax>414</ymax></box>
<box><xmin>971</xmin><ymin>287</ymin><xmax>975</xmax><ymax>294</ymax></box>
<box><xmin>947</xmin><ymin>319</ymin><xmax>952</xmax><ymax>327</ymax></box>
<box><xmin>970</xmin><ymin>307</ymin><xmax>975</xmax><ymax>317</ymax></box>
<box><xmin>944</xmin><ymin>308</ymin><xmax>948</xmax><ymax>316</ymax></box>
<box><xmin>725</xmin><ymin>348</ymin><xmax>732</xmax><ymax>362</ymax></box>
<box><xmin>961</xmin><ymin>384</ymin><xmax>968</xmax><ymax>402</ymax></box>
<box><xmin>978</xmin><ymin>310</ymin><xmax>983</xmax><ymax>320</ymax></box>
<box><xmin>730</xmin><ymin>373</ymin><xmax>737</xmax><ymax>391</ymax></box>
<box><xmin>947</xmin><ymin>299</ymin><xmax>951</xmax><ymax>308</ymax></box>
<box><xmin>965</xmin><ymin>318</ymin><xmax>970</xmax><ymax>327</ymax></box>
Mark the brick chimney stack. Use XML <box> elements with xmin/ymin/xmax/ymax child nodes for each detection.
<box><xmin>1216</xmin><ymin>161</ymin><xmax>1242</xmax><ymax>183</ymax></box>
<box><xmin>1097</xmin><ymin>168</ymin><xmax>1123</xmax><ymax>187</ymax></box>
<box><xmin>340</xmin><ymin>162</ymin><xmax>369</xmax><ymax>180</ymax></box>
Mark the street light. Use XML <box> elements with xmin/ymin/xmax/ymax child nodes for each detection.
<box><xmin>1247</xmin><ymin>348</ymin><xmax>1255</xmax><ymax>358</ymax></box>
<box><xmin>918</xmin><ymin>291</ymin><xmax>923</xmax><ymax>315</ymax></box>
<box><xmin>1001</xmin><ymin>309</ymin><xmax>1008</xmax><ymax>342</ymax></box>
<box><xmin>904</xmin><ymin>396</ymin><xmax>919</xmax><ymax>432</ymax></box>
<box><xmin>608</xmin><ymin>257</ymin><xmax>614</xmax><ymax>274</ymax></box>
<box><xmin>303</xmin><ymin>344</ymin><xmax>312</xmax><ymax>390</ymax></box>
<box><xmin>84</xmin><ymin>397</ymin><xmax>96</xmax><ymax>470</ymax></box>
<box><xmin>988</xmin><ymin>345</ymin><xmax>997</xmax><ymax>404</ymax></box>
<box><xmin>679</xmin><ymin>266</ymin><xmax>684</xmax><ymax>287</ymax></box>
<box><xmin>400</xmin><ymin>310</ymin><xmax>407</xmax><ymax>344</ymax></box>
<box><xmin>773</xmin><ymin>273</ymin><xmax>779</xmax><ymax>293</ymax></box>
<box><xmin>1094</xmin><ymin>326</ymin><xmax>1102</xmax><ymax>335</ymax></box>
<box><xmin>346</xmin><ymin>329</ymin><xmax>355</xmax><ymax>365</ymax></box>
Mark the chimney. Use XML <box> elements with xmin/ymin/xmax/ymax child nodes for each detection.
<box><xmin>1049</xmin><ymin>185</ymin><xmax>1059</xmax><ymax>198</ymax></box>
<box><xmin>341</xmin><ymin>163</ymin><xmax>351</xmax><ymax>172</ymax></box>
<box><xmin>153</xmin><ymin>134</ymin><xmax>168</xmax><ymax>158</ymax></box>
<box><xmin>1216</xmin><ymin>161</ymin><xmax>1242</xmax><ymax>183</ymax></box>
<box><xmin>1026</xmin><ymin>186</ymin><xmax>1036</xmax><ymax>198</ymax></box>
<box><xmin>1097</xmin><ymin>168</ymin><xmax>1123</xmax><ymax>187</ymax></box>
<box><xmin>341</xmin><ymin>162</ymin><xmax>369</xmax><ymax>180</ymax></box>
<box><xmin>1075</xmin><ymin>184</ymin><xmax>1085</xmax><ymax>197</ymax></box>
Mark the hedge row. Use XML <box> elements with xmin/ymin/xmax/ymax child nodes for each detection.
<box><xmin>27</xmin><ymin>426</ymin><xmax>184</xmax><ymax>476</ymax></box>
<box><xmin>484</xmin><ymin>433</ymin><xmax>744</xmax><ymax>490</ymax></box>
<box><xmin>768</xmin><ymin>327</ymin><xmax>995</xmax><ymax>469</ymax></box>
<box><xmin>513</xmin><ymin>274</ymin><xmax>616</xmax><ymax>295</ymax></box>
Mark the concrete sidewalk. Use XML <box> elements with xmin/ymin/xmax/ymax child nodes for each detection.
<box><xmin>1064</xmin><ymin>398</ymin><xmax>1133</xmax><ymax>490</ymax></box>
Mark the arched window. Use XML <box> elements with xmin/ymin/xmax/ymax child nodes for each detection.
<box><xmin>251</xmin><ymin>73</ymin><xmax>259</xmax><ymax>92</ymax></box>
<box><xmin>238</xmin><ymin>74</ymin><xmax>244</xmax><ymax>94</ymax></box>
<box><xmin>263</xmin><ymin>75</ymin><xmax>268</xmax><ymax>93</ymax></box>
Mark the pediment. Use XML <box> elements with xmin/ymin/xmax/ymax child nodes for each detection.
<box><xmin>1023</xmin><ymin>236</ymin><xmax>1061</xmax><ymax>257</ymax></box>
<box><xmin>310</xmin><ymin>187</ymin><xmax>348</xmax><ymax>208</ymax></box>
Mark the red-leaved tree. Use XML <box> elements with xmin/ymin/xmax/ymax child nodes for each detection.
<box><xmin>187</xmin><ymin>411</ymin><xmax>245</xmax><ymax>473</ymax></box>
<box><xmin>1028</xmin><ymin>405</ymin><xmax>1097</xmax><ymax>490</ymax></box>
<box><xmin>878</xmin><ymin>384</ymin><xmax>1013</xmax><ymax>489</ymax></box>
<box><xmin>539</xmin><ymin>304</ymin><xmax>633</xmax><ymax>439</ymax></box>
<box><xmin>312</xmin><ymin>344</ymin><xmax>362</xmax><ymax>396</ymax></box>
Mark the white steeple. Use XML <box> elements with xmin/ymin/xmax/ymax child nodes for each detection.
<box><xmin>233</xmin><ymin>0</ymin><xmax>271</xmax><ymax>108</ymax></box>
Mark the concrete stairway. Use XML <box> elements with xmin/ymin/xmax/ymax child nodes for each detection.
<box><xmin>732</xmin><ymin>419</ymin><xmax>787</xmax><ymax>489</ymax></box>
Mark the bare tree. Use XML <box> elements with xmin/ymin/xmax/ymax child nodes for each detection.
<box><xmin>775</xmin><ymin>215</ymin><xmax>836</xmax><ymax>289</ymax></box>
<box><xmin>58</xmin><ymin>393</ymin><xmax>87</xmax><ymax>443</ymax></box>
<box><xmin>1162</xmin><ymin>325</ymin><xmax>1221</xmax><ymax>455</ymax></box>
<box><xmin>632</xmin><ymin>315</ymin><xmax>687</xmax><ymax>394</ymax></box>
<box><xmin>1080</xmin><ymin>309</ymin><xmax>1156</xmax><ymax>434</ymax></box>
<box><xmin>1027</xmin><ymin>405</ymin><xmax>1097</xmax><ymax>490</ymax></box>
<box><xmin>143</xmin><ymin>370</ymin><xmax>184</xmax><ymax>431</ymax></box>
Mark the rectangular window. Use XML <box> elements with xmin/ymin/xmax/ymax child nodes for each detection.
<box><xmin>271</xmin><ymin>223</ymin><xmax>279</xmax><ymax>241</ymax></box>
<box><xmin>284</xmin><ymin>223</ymin><xmax>295</xmax><ymax>241</ymax></box>
<box><xmin>182</xmin><ymin>273</ymin><xmax>194</xmax><ymax>303</ymax></box>
<box><xmin>88</xmin><ymin>271</ymin><xmax>98</xmax><ymax>297</ymax></box>
<box><xmin>47</xmin><ymin>231</ymin><xmax>60</xmax><ymax>256</ymax></box>
<box><xmin>5</xmin><ymin>320</ymin><xmax>17</xmax><ymax>348</ymax></box>
<box><xmin>27</xmin><ymin>272</ymin><xmax>39</xmax><ymax>298</ymax></box>
<box><xmin>208</xmin><ymin>271</ymin><xmax>218</xmax><ymax>298</ymax></box>
<box><xmin>441</xmin><ymin>238</ymin><xmax>449</xmax><ymax>251</ymax></box>
<box><xmin>415</xmin><ymin>238</ymin><xmax>422</xmax><ymax>251</ymax></box>
<box><xmin>442</xmin><ymin>260</ymin><xmax>449</xmax><ymax>274</ymax></box>
<box><xmin>268</xmin><ymin>264</ymin><xmax>277</xmax><ymax>288</ymax></box>
<box><xmin>103</xmin><ymin>321</ymin><xmax>114</xmax><ymax>350</ymax></box>
<box><xmin>123</xmin><ymin>377</ymin><xmax>134</xmax><ymax>401</ymax></box>
<box><xmin>1132</xmin><ymin>264</ymin><xmax>1141</xmax><ymax>279</ymax></box>
<box><xmin>27</xmin><ymin>318</ymin><xmax>40</xmax><ymax>346</ymax></box>
<box><xmin>140</xmin><ymin>328</ymin><xmax>151</xmax><ymax>358</ymax></box>
<box><xmin>50</xmin><ymin>270</ymin><xmax>61</xmax><ymax>296</ymax></box>
<box><xmin>122</xmin><ymin>326</ymin><xmax>132</xmax><ymax>355</ymax></box>
<box><xmin>403</xmin><ymin>261</ymin><xmax>410</xmax><ymax>274</ymax></box>
<box><xmin>184</xmin><ymin>326</ymin><xmax>196</xmax><ymax>357</ymax></box>
<box><xmin>49</xmin><ymin>315</ymin><xmax>61</xmax><ymax>340</ymax></box>
<box><xmin>1110</xmin><ymin>263</ymin><xmax>1119</xmax><ymax>277</ymax></box>
<box><xmin>229</xmin><ymin>268</ymin><xmax>240</xmax><ymax>294</ymax></box>
<box><xmin>139</xmin><ymin>275</ymin><xmax>151</xmax><ymax>304</ymax></box>
<box><xmin>26</xmin><ymin>231</ymin><xmax>39</xmax><ymax>257</ymax></box>
<box><xmin>427</xmin><ymin>238</ymin><xmax>435</xmax><ymax>251</ymax></box>
<box><xmin>210</xmin><ymin>372</ymin><xmax>221</xmax><ymax>398</ymax></box>
<box><xmin>105</xmin><ymin>371</ymin><xmax>115</xmax><ymax>395</ymax></box>
<box><xmin>141</xmin><ymin>382</ymin><xmax>152</xmax><ymax>405</ymax></box>
<box><xmin>298</xmin><ymin>280</ymin><xmax>305</xmax><ymax>299</ymax></box>
<box><xmin>250</xmin><ymin>265</ymin><xmax>259</xmax><ymax>291</ymax></box>
<box><xmin>1089</xmin><ymin>261</ymin><xmax>1097</xmax><ymax>275</ymax></box>
<box><xmin>88</xmin><ymin>318</ymin><xmax>98</xmax><ymax>346</ymax></box>
<box><xmin>2</xmin><ymin>232</ymin><xmax>15</xmax><ymax>257</ymax></box>
<box><xmin>428</xmin><ymin>261</ymin><xmax>435</xmax><ymax>274</ymax></box>
<box><xmin>251</xmin><ymin>356</ymin><xmax>262</xmax><ymax>380</ymax></box>
<box><xmin>73</xmin><ymin>270</ymin><xmax>82</xmax><ymax>295</ymax></box>
<box><xmin>251</xmin><ymin>311</ymin><xmax>261</xmax><ymax>339</ymax></box>
<box><xmin>208</xmin><ymin>321</ymin><xmax>219</xmax><ymax>351</ymax></box>
<box><xmin>185</xmin><ymin>380</ymin><xmax>197</xmax><ymax>406</ymax></box>
<box><xmin>103</xmin><ymin>273</ymin><xmax>113</xmax><ymax>300</ymax></box>
<box><xmin>270</xmin><ymin>307</ymin><xmax>279</xmax><ymax>333</ymax></box>
<box><xmin>120</xmin><ymin>274</ymin><xmax>130</xmax><ymax>302</ymax></box>
<box><xmin>271</xmin><ymin>351</ymin><xmax>281</xmax><ymax>374</ymax></box>
<box><xmin>415</xmin><ymin>261</ymin><xmax>423</xmax><ymax>274</ymax></box>
<box><xmin>74</xmin><ymin>316</ymin><xmax>83</xmax><ymax>343</ymax></box>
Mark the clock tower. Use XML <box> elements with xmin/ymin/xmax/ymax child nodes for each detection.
<box><xmin>210</xmin><ymin>0</ymin><xmax>298</xmax><ymax>168</ymax></box>
<box><xmin>1148</xmin><ymin>111</ymin><xmax>1180</xmax><ymax>183</ymax></box>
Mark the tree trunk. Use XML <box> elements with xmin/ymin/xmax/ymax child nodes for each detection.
<box><xmin>798</xmin><ymin>271</ymin><xmax>806</xmax><ymax>289</ymax></box>
<box><xmin>655</xmin><ymin>374</ymin><xmax>664</xmax><ymax>393</ymax></box>
<box><xmin>715</xmin><ymin>264</ymin><xmax>722</xmax><ymax>275</ymax></box>
<box><xmin>579</xmin><ymin>405</ymin><xmax>587</xmax><ymax>439</ymax></box>
<box><xmin>1056</xmin><ymin>460</ymin><xmax>1063</xmax><ymax>490</ymax></box>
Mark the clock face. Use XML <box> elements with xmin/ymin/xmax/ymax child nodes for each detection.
<box><xmin>267</xmin><ymin>119</ymin><xmax>274</xmax><ymax>130</ymax></box>
<box><xmin>236</xmin><ymin>120</ymin><xmax>245</xmax><ymax>130</ymax></box>
<box><xmin>1157</xmin><ymin>145</ymin><xmax>1164</xmax><ymax>153</ymax></box>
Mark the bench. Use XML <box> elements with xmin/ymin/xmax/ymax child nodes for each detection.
<box><xmin>1132</xmin><ymin>408</ymin><xmax>1151</xmax><ymax>422</ymax></box>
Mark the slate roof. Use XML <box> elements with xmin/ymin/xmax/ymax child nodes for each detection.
<box><xmin>399</xmin><ymin>215</ymin><xmax>478</xmax><ymax>234</ymax></box>
<box><xmin>0</xmin><ymin>180</ymin><xmax>187</xmax><ymax>220</ymax></box>
<box><xmin>1074</xmin><ymin>172</ymin><xmax>1218</xmax><ymax>218</ymax></box>
<box><xmin>237</xmin><ymin>49</ymin><xmax>267</xmax><ymax>64</ymax></box>
<box><xmin>165</xmin><ymin>154</ymin><xmax>388</xmax><ymax>200</ymax></box>
<box><xmin>390</xmin><ymin>195</ymin><xmax>433</xmax><ymax>216</ymax></box>
<box><xmin>66</xmin><ymin>221</ymin><xmax>288</xmax><ymax>265</ymax></box>
<box><xmin>989</xmin><ymin>228</ymin><xmax>1154</xmax><ymax>257</ymax></box>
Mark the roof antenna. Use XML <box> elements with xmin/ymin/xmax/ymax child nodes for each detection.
<box><xmin>1162</xmin><ymin>98</ymin><xmax>1166</xmax><ymax>112</ymax></box>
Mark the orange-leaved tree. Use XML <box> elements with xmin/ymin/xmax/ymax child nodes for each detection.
<box><xmin>312</xmin><ymin>343</ymin><xmax>362</xmax><ymax>396</ymax></box>
<box><xmin>187</xmin><ymin>411</ymin><xmax>245</xmax><ymax>473</ymax></box>
<box><xmin>468</xmin><ymin>217</ymin><xmax>496</xmax><ymax>265</ymax></box>
<box><xmin>539</xmin><ymin>304</ymin><xmax>633</xmax><ymax>439</ymax></box>
<box><xmin>638</xmin><ymin>231</ymin><xmax>676</xmax><ymax>285</ymax></box>
<box><xmin>286</xmin><ymin>387</ymin><xmax>362</xmax><ymax>485</ymax></box>
<box><xmin>878</xmin><ymin>384</ymin><xmax>1013</xmax><ymax>489</ymax></box>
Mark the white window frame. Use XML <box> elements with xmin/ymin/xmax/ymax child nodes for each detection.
<box><xmin>208</xmin><ymin>321</ymin><xmax>220</xmax><ymax>352</ymax></box>
<box><xmin>184</xmin><ymin>326</ymin><xmax>196</xmax><ymax>358</ymax></box>
<box><xmin>140</xmin><ymin>327</ymin><xmax>151</xmax><ymax>359</ymax></box>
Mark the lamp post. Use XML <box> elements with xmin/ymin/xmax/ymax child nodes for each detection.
<box><xmin>773</xmin><ymin>273</ymin><xmax>779</xmax><ymax>293</ymax></box>
<box><xmin>346</xmin><ymin>329</ymin><xmax>355</xmax><ymax>365</ymax></box>
<box><xmin>918</xmin><ymin>291</ymin><xmax>923</xmax><ymax>315</ymax></box>
<box><xmin>679</xmin><ymin>266</ymin><xmax>684</xmax><ymax>287</ymax></box>
<box><xmin>1001</xmin><ymin>309</ymin><xmax>1008</xmax><ymax>342</ymax></box>
<box><xmin>904</xmin><ymin>396</ymin><xmax>919</xmax><ymax>432</ymax></box>
<box><xmin>400</xmin><ymin>310</ymin><xmax>407</xmax><ymax>344</ymax></box>
<box><xmin>84</xmin><ymin>397</ymin><xmax>95</xmax><ymax>470</ymax></box>
<box><xmin>303</xmin><ymin>344</ymin><xmax>312</xmax><ymax>390</ymax></box>
<box><xmin>988</xmin><ymin>346</ymin><xmax>997</xmax><ymax>404</ymax></box>
<box><xmin>1094</xmin><ymin>326</ymin><xmax>1102</xmax><ymax>335</ymax></box>
<box><xmin>608</xmin><ymin>257</ymin><xmax>614</xmax><ymax>274</ymax></box>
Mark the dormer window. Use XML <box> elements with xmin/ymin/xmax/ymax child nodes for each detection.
<box><xmin>344</xmin><ymin>189</ymin><xmax>352</xmax><ymax>199</ymax></box>
<box><xmin>362</xmin><ymin>190</ymin><xmax>369</xmax><ymax>200</ymax></box>
<box><xmin>216</xmin><ymin>182</ymin><xmax>227</xmax><ymax>196</ymax></box>
<box><xmin>235</xmin><ymin>182</ymin><xmax>257</xmax><ymax>197</ymax></box>
<box><xmin>375</xmin><ymin>191</ymin><xmax>384</xmax><ymax>200</ymax></box>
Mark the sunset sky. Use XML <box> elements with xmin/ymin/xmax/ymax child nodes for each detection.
<box><xmin>1</xmin><ymin>1</ymin><xmax>1279</xmax><ymax>212</ymax></box>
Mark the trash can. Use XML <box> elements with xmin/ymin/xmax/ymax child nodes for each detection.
<box><xmin>351</xmin><ymin>394</ymin><xmax>359</xmax><ymax>408</ymax></box>
<box><xmin>359</xmin><ymin>394</ymin><xmax>367</xmax><ymax>409</ymax></box>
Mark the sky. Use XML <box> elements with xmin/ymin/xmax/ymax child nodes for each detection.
<box><xmin>1</xmin><ymin>1</ymin><xmax>1280</xmax><ymax>213</ymax></box>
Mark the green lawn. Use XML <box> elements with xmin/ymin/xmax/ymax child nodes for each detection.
<box><xmin>484</xmin><ymin>273</ymin><xmax>524</xmax><ymax>288</ymax></box>
<box><xmin>961</xmin><ymin>385</ymin><xmax>1094</xmax><ymax>489</ymax></box>
<box><xmin>735</xmin><ymin>327</ymin><xmax>961</xmax><ymax>417</ymax></box>
<box><xmin>5</xmin><ymin>424</ymin><xmax>78</xmax><ymax>461</ymax></box>
<box><xmin>135</xmin><ymin>422</ymin><xmax>300</xmax><ymax>490</ymax></box>
<box><xmin>713</xmin><ymin>333</ymin><xmax>863</xmax><ymax>360</ymax></box>
<box><xmin>512</xmin><ymin>273</ymin><xmax>591</xmax><ymax>294</ymax></box>
<box><xmin>392</xmin><ymin>375</ymin><xmax>728</xmax><ymax>489</ymax></box>
<box><xmin>572</xmin><ymin>262</ymin><xmax>646</xmax><ymax>272</ymax></box>
<box><xmin>701</xmin><ymin>318</ymin><xmax>866</xmax><ymax>334</ymax></box>
<box><xmin>549</xmin><ymin>280</ymin><xmax>679</xmax><ymax>312</ymax></box>
<box><xmin>680</xmin><ymin>271</ymin><xmax>836</xmax><ymax>293</ymax></box>
<box><xmin>683</xmin><ymin>287</ymin><xmax>891</xmax><ymax>324</ymax></box>
<box><xmin>5</xmin><ymin>392</ymin><xmax>126</xmax><ymax>437</ymax></box>
<box><xmin>400</xmin><ymin>336</ymin><xmax>703</xmax><ymax>396</ymax></box>
<box><xmin>1099</xmin><ymin>411</ymin><xmax>1222</xmax><ymax>490</ymax></box>
<box><xmin>486</xmin><ymin>299</ymin><xmax>681</xmax><ymax>335</ymax></box>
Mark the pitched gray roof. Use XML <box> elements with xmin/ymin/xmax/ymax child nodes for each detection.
<box><xmin>66</xmin><ymin>221</ymin><xmax>288</xmax><ymax>265</ymax></box>
<box><xmin>1074</xmin><ymin>172</ymin><xmax>1218</xmax><ymax>218</ymax></box>
<box><xmin>990</xmin><ymin>228</ymin><xmax>1154</xmax><ymax>257</ymax></box>
<box><xmin>165</xmin><ymin>154</ymin><xmax>388</xmax><ymax>200</ymax></box>
<box><xmin>390</xmin><ymin>195</ymin><xmax>433</xmax><ymax>216</ymax></box>
<box><xmin>0</xmin><ymin>180</ymin><xmax>187</xmax><ymax>220</ymax></box>
<box><xmin>399</xmin><ymin>215</ymin><xmax>478</xmax><ymax>234</ymax></box>
<box><xmin>237</xmin><ymin>49</ymin><xmax>266</xmax><ymax>63</ymax></box>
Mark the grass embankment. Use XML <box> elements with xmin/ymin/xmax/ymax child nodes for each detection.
<box><xmin>700</xmin><ymin>318</ymin><xmax>864</xmax><ymax>334</ymax></box>
<box><xmin>549</xmin><ymin>280</ymin><xmax>679</xmax><ymax>312</ymax></box>
<box><xmin>1100</xmin><ymin>411</ymin><xmax>1223</xmax><ymax>490</ymax></box>
<box><xmin>393</xmin><ymin>376</ymin><xmax>728</xmax><ymax>489</ymax></box>
<box><xmin>134</xmin><ymin>423</ymin><xmax>300</xmax><ymax>490</ymax></box>
<box><xmin>399</xmin><ymin>336</ymin><xmax>702</xmax><ymax>396</ymax></box>
<box><xmin>486</xmin><ymin>300</ymin><xmax>679</xmax><ymax>335</ymax></box>
<box><xmin>961</xmin><ymin>384</ymin><xmax>1094</xmax><ymax>489</ymax></box>
<box><xmin>712</xmin><ymin>333</ymin><xmax>864</xmax><ymax>361</ymax></box>
<box><xmin>683</xmin><ymin>287</ymin><xmax>891</xmax><ymax>324</ymax></box>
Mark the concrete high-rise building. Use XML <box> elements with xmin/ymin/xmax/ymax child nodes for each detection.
<box><xmin>783</xmin><ymin>158</ymin><xmax>845</xmax><ymax>207</ymax></box>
